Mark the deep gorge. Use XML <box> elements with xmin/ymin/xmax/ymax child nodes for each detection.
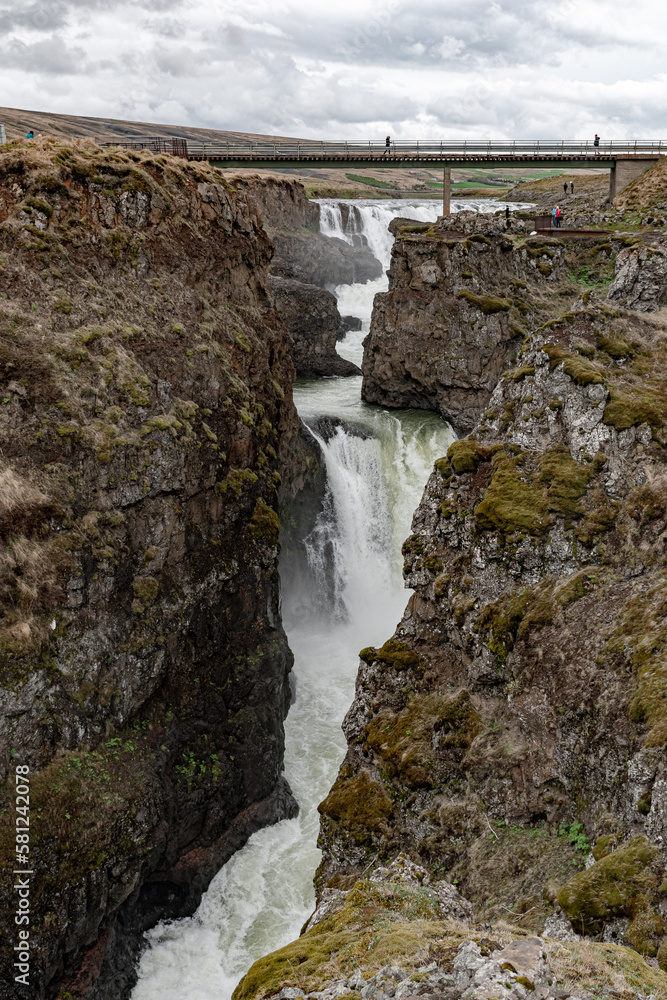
<box><xmin>2</xmin><ymin>137</ymin><xmax>667</xmax><ymax>1000</ymax></box>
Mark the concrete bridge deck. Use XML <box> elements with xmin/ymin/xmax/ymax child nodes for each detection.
<box><xmin>96</xmin><ymin>136</ymin><xmax>664</xmax><ymax>210</ymax></box>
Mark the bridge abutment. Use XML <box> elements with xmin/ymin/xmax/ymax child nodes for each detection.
<box><xmin>443</xmin><ymin>167</ymin><xmax>451</xmax><ymax>215</ymax></box>
<box><xmin>610</xmin><ymin>158</ymin><xmax>657</xmax><ymax>201</ymax></box>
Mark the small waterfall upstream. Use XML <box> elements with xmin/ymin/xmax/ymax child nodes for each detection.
<box><xmin>132</xmin><ymin>195</ymin><xmax>523</xmax><ymax>1000</ymax></box>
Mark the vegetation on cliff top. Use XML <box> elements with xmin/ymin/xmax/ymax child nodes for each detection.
<box><xmin>233</xmin><ymin>865</ymin><xmax>667</xmax><ymax>1000</ymax></box>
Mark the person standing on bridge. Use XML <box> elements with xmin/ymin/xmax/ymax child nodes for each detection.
<box><xmin>383</xmin><ymin>135</ymin><xmax>391</xmax><ymax>156</ymax></box>
<box><xmin>594</xmin><ymin>134</ymin><xmax>600</xmax><ymax>155</ymax></box>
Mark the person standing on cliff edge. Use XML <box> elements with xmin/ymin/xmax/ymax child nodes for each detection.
<box><xmin>383</xmin><ymin>135</ymin><xmax>391</xmax><ymax>156</ymax></box>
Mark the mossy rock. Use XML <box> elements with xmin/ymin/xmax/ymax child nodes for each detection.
<box><xmin>445</xmin><ymin>438</ymin><xmax>495</xmax><ymax>474</ymax></box>
<box><xmin>359</xmin><ymin>638</ymin><xmax>421</xmax><ymax>671</ymax></box>
<box><xmin>477</xmin><ymin>568</ymin><xmax>597</xmax><ymax>663</ymax></box>
<box><xmin>544</xmin><ymin>344</ymin><xmax>605</xmax><ymax>386</ymax></box>
<box><xmin>365</xmin><ymin>690</ymin><xmax>481</xmax><ymax>787</ymax></box>
<box><xmin>658</xmin><ymin>937</ymin><xmax>667</xmax><ymax>972</ymax></box>
<box><xmin>457</xmin><ymin>289</ymin><xmax>511</xmax><ymax>314</ymax></box>
<box><xmin>318</xmin><ymin>768</ymin><xmax>393</xmax><ymax>843</ymax></box>
<box><xmin>596</xmin><ymin>332</ymin><xmax>634</xmax><ymax>360</ymax></box>
<box><xmin>475</xmin><ymin>452</ymin><xmax>549</xmax><ymax>536</ymax></box>
<box><xmin>249</xmin><ymin>497</ymin><xmax>280</xmax><ymax>543</ymax></box>
<box><xmin>505</xmin><ymin>365</ymin><xmax>535</xmax><ymax>382</ymax></box>
<box><xmin>604</xmin><ymin>579</ymin><xmax>667</xmax><ymax>748</ymax></box>
<box><xmin>603</xmin><ymin>383</ymin><xmax>667</xmax><ymax>441</ymax></box>
<box><xmin>475</xmin><ymin>447</ymin><xmax>595</xmax><ymax>537</ymax></box>
<box><xmin>557</xmin><ymin>835</ymin><xmax>661</xmax><ymax>936</ymax></box>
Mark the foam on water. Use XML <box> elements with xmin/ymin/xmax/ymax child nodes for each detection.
<box><xmin>131</xmin><ymin>199</ymin><xmax>472</xmax><ymax>1000</ymax></box>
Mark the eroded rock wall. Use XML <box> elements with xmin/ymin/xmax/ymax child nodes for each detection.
<box><xmin>269</xmin><ymin>276</ymin><xmax>360</xmax><ymax>377</ymax></box>
<box><xmin>320</xmin><ymin>214</ymin><xmax>667</xmax><ymax>955</ymax></box>
<box><xmin>235</xmin><ymin>175</ymin><xmax>372</xmax><ymax>377</ymax></box>
<box><xmin>361</xmin><ymin>214</ymin><xmax>629</xmax><ymax>434</ymax></box>
<box><xmin>0</xmin><ymin>139</ymin><xmax>301</xmax><ymax>999</ymax></box>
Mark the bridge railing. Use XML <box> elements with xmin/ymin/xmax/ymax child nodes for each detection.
<box><xmin>94</xmin><ymin>137</ymin><xmax>665</xmax><ymax>160</ymax></box>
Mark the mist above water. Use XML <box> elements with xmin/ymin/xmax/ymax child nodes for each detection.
<box><xmin>132</xmin><ymin>198</ymin><xmax>534</xmax><ymax>1000</ymax></box>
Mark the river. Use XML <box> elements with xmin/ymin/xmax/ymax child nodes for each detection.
<box><xmin>131</xmin><ymin>196</ymin><xmax>531</xmax><ymax>1000</ymax></box>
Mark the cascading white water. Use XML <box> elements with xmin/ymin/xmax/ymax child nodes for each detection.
<box><xmin>132</xmin><ymin>196</ymin><xmax>527</xmax><ymax>1000</ymax></box>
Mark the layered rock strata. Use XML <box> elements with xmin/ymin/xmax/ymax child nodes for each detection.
<box><xmin>320</xmin><ymin>215</ymin><xmax>667</xmax><ymax>958</ymax></box>
<box><xmin>0</xmin><ymin>139</ymin><xmax>302</xmax><ymax>998</ymax></box>
<box><xmin>237</xmin><ymin>177</ymin><xmax>372</xmax><ymax>376</ymax></box>
<box><xmin>269</xmin><ymin>276</ymin><xmax>360</xmax><ymax>377</ymax></box>
<box><xmin>361</xmin><ymin>214</ymin><xmax>633</xmax><ymax>433</ymax></box>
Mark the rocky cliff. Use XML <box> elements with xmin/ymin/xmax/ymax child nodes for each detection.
<box><xmin>0</xmin><ymin>139</ymin><xmax>302</xmax><ymax>999</ymax></box>
<box><xmin>319</xmin><ymin>214</ymin><xmax>667</xmax><ymax>961</ymax></box>
<box><xmin>236</xmin><ymin>177</ymin><xmax>372</xmax><ymax>377</ymax></box>
<box><xmin>361</xmin><ymin>213</ymin><xmax>635</xmax><ymax>434</ymax></box>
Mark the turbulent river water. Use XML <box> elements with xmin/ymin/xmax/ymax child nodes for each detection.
<box><xmin>132</xmin><ymin>197</ymin><xmax>530</xmax><ymax>1000</ymax></box>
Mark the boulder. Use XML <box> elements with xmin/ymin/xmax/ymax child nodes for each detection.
<box><xmin>269</xmin><ymin>275</ymin><xmax>361</xmax><ymax>377</ymax></box>
<box><xmin>453</xmin><ymin>937</ymin><xmax>554</xmax><ymax>1000</ymax></box>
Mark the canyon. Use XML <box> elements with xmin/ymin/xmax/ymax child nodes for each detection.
<box><xmin>238</xmin><ymin>171</ymin><xmax>667</xmax><ymax>1000</ymax></box>
<box><xmin>2</xmin><ymin>131</ymin><xmax>667</xmax><ymax>1000</ymax></box>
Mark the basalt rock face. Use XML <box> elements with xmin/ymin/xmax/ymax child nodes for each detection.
<box><xmin>361</xmin><ymin>215</ymin><xmax>626</xmax><ymax>435</ymax></box>
<box><xmin>269</xmin><ymin>276</ymin><xmax>361</xmax><ymax>377</ymax></box>
<box><xmin>271</xmin><ymin>232</ymin><xmax>383</xmax><ymax>289</ymax></box>
<box><xmin>236</xmin><ymin>176</ymin><xmax>369</xmax><ymax>377</ymax></box>
<box><xmin>607</xmin><ymin>238</ymin><xmax>667</xmax><ymax>312</ymax></box>
<box><xmin>321</xmin><ymin>216</ymin><xmax>667</xmax><ymax>955</ymax></box>
<box><xmin>0</xmin><ymin>140</ymin><xmax>302</xmax><ymax>999</ymax></box>
<box><xmin>233</xmin><ymin>175</ymin><xmax>320</xmax><ymax>234</ymax></box>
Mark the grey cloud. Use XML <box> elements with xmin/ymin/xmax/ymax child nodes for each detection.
<box><xmin>0</xmin><ymin>0</ymin><xmax>665</xmax><ymax>140</ymax></box>
<box><xmin>0</xmin><ymin>0</ymin><xmax>185</xmax><ymax>34</ymax></box>
<box><xmin>0</xmin><ymin>35</ymin><xmax>91</xmax><ymax>74</ymax></box>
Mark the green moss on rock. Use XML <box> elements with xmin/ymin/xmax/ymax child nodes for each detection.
<box><xmin>359</xmin><ymin>638</ymin><xmax>421</xmax><ymax>671</ymax></box>
<box><xmin>603</xmin><ymin>384</ymin><xmax>666</xmax><ymax>441</ymax></box>
<box><xmin>557</xmin><ymin>835</ymin><xmax>661</xmax><ymax>936</ymax></box>
<box><xmin>457</xmin><ymin>290</ymin><xmax>511</xmax><ymax>314</ymax></box>
<box><xmin>475</xmin><ymin>447</ymin><xmax>596</xmax><ymax>537</ymax></box>
<box><xmin>318</xmin><ymin>768</ymin><xmax>394</xmax><ymax>842</ymax></box>
<box><xmin>477</xmin><ymin>568</ymin><xmax>596</xmax><ymax>663</ymax></box>
<box><xmin>545</xmin><ymin>344</ymin><xmax>606</xmax><ymax>386</ymax></box>
<box><xmin>249</xmin><ymin>497</ymin><xmax>280</xmax><ymax>543</ymax></box>
<box><xmin>446</xmin><ymin>438</ymin><xmax>495</xmax><ymax>474</ymax></box>
<box><xmin>475</xmin><ymin>452</ymin><xmax>550</xmax><ymax>535</ymax></box>
<box><xmin>365</xmin><ymin>691</ymin><xmax>481</xmax><ymax>787</ymax></box>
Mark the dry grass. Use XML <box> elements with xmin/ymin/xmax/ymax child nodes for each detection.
<box><xmin>549</xmin><ymin>939</ymin><xmax>667</xmax><ymax>998</ymax></box>
<box><xmin>0</xmin><ymin>467</ymin><xmax>51</xmax><ymax>534</ymax></box>
<box><xmin>614</xmin><ymin>156</ymin><xmax>667</xmax><ymax>212</ymax></box>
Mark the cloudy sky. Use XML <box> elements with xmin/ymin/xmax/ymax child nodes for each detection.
<box><xmin>0</xmin><ymin>0</ymin><xmax>665</xmax><ymax>139</ymax></box>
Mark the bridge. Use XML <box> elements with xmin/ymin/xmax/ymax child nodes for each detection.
<box><xmin>96</xmin><ymin>137</ymin><xmax>664</xmax><ymax>213</ymax></box>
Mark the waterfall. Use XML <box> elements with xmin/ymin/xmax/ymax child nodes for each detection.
<box><xmin>132</xmin><ymin>197</ymin><xmax>464</xmax><ymax>1000</ymax></box>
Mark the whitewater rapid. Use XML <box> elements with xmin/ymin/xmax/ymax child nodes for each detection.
<box><xmin>131</xmin><ymin>197</ymin><xmax>523</xmax><ymax>1000</ymax></box>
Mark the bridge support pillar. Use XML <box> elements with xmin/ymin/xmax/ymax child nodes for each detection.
<box><xmin>443</xmin><ymin>167</ymin><xmax>451</xmax><ymax>215</ymax></box>
<box><xmin>610</xmin><ymin>158</ymin><xmax>658</xmax><ymax>202</ymax></box>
